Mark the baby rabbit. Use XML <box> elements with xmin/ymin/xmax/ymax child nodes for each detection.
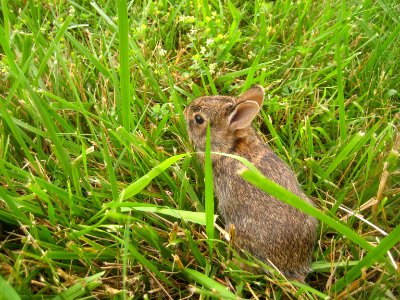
<box><xmin>184</xmin><ymin>85</ymin><xmax>318</xmax><ymax>281</ymax></box>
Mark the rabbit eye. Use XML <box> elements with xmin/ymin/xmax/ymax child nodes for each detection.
<box><xmin>194</xmin><ymin>114</ymin><xmax>204</xmax><ymax>124</ymax></box>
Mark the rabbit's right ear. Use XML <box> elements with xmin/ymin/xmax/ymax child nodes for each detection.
<box><xmin>228</xmin><ymin>101</ymin><xmax>260</xmax><ymax>130</ymax></box>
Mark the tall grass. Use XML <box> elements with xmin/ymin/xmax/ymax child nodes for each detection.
<box><xmin>0</xmin><ymin>0</ymin><xmax>399</xmax><ymax>299</ymax></box>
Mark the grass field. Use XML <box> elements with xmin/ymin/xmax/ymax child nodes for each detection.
<box><xmin>0</xmin><ymin>0</ymin><xmax>399</xmax><ymax>299</ymax></box>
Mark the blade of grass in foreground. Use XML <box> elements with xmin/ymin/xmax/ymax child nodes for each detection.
<box><xmin>185</xmin><ymin>229</ymin><xmax>207</xmax><ymax>268</ymax></box>
<box><xmin>0</xmin><ymin>275</ymin><xmax>21</xmax><ymax>300</ymax></box>
<box><xmin>205</xmin><ymin>124</ymin><xmax>215</xmax><ymax>256</ymax></box>
<box><xmin>119</xmin><ymin>153</ymin><xmax>188</xmax><ymax>201</ymax></box>
<box><xmin>0</xmin><ymin>181</ymin><xmax>31</xmax><ymax>225</ymax></box>
<box><xmin>106</xmin><ymin>202</ymin><xmax>217</xmax><ymax>226</ymax></box>
<box><xmin>290</xmin><ymin>281</ymin><xmax>329</xmax><ymax>299</ymax></box>
<box><xmin>118</xmin><ymin>0</ymin><xmax>132</xmax><ymax>130</ymax></box>
<box><xmin>183</xmin><ymin>268</ymin><xmax>240</xmax><ymax>300</ymax></box>
<box><xmin>100</xmin><ymin>128</ymin><xmax>119</xmax><ymax>201</ymax></box>
<box><xmin>335</xmin><ymin>43</ymin><xmax>346</xmax><ymax>142</ymax></box>
<box><xmin>34</xmin><ymin>15</ymin><xmax>73</xmax><ymax>83</ymax></box>
<box><xmin>1</xmin><ymin>0</ymin><xmax>10</xmax><ymax>38</ymax></box>
<box><xmin>122</xmin><ymin>222</ymin><xmax>130</xmax><ymax>295</ymax></box>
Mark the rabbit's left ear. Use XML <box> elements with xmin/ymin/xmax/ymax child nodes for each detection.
<box><xmin>236</xmin><ymin>85</ymin><xmax>264</xmax><ymax>107</ymax></box>
<box><xmin>228</xmin><ymin>100</ymin><xmax>260</xmax><ymax>130</ymax></box>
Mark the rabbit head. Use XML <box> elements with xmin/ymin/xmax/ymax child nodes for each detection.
<box><xmin>184</xmin><ymin>85</ymin><xmax>265</xmax><ymax>152</ymax></box>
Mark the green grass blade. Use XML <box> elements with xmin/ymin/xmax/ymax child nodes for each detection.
<box><xmin>291</xmin><ymin>281</ymin><xmax>329</xmax><ymax>299</ymax></box>
<box><xmin>100</xmin><ymin>128</ymin><xmax>118</xmax><ymax>201</ymax></box>
<box><xmin>183</xmin><ymin>268</ymin><xmax>240</xmax><ymax>300</ymax></box>
<box><xmin>52</xmin><ymin>272</ymin><xmax>104</xmax><ymax>300</ymax></box>
<box><xmin>118</xmin><ymin>0</ymin><xmax>132</xmax><ymax>130</ymax></box>
<box><xmin>34</xmin><ymin>15</ymin><xmax>73</xmax><ymax>83</ymax></box>
<box><xmin>335</xmin><ymin>44</ymin><xmax>346</xmax><ymax>141</ymax></box>
<box><xmin>185</xmin><ymin>229</ymin><xmax>207</xmax><ymax>268</ymax></box>
<box><xmin>0</xmin><ymin>185</ymin><xmax>31</xmax><ymax>225</ymax></box>
<box><xmin>122</xmin><ymin>222</ymin><xmax>130</xmax><ymax>295</ymax></box>
<box><xmin>91</xmin><ymin>1</ymin><xmax>118</xmax><ymax>31</ymax></box>
<box><xmin>0</xmin><ymin>275</ymin><xmax>21</xmax><ymax>300</ymax></box>
<box><xmin>1</xmin><ymin>0</ymin><xmax>10</xmax><ymax>39</ymax></box>
<box><xmin>106</xmin><ymin>202</ymin><xmax>217</xmax><ymax>226</ymax></box>
<box><xmin>120</xmin><ymin>154</ymin><xmax>187</xmax><ymax>201</ymax></box>
<box><xmin>204</xmin><ymin>124</ymin><xmax>215</xmax><ymax>256</ymax></box>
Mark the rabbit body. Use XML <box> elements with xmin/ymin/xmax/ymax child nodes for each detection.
<box><xmin>184</xmin><ymin>86</ymin><xmax>318</xmax><ymax>280</ymax></box>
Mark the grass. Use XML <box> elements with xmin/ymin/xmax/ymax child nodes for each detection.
<box><xmin>0</xmin><ymin>0</ymin><xmax>399</xmax><ymax>299</ymax></box>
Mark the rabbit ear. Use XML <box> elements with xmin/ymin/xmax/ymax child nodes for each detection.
<box><xmin>228</xmin><ymin>100</ymin><xmax>260</xmax><ymax>130</ymax></box>
<box><xmin>236</xmin><ymin>85</ymin><xmax>265</xmax><ymax>107</ymax></box>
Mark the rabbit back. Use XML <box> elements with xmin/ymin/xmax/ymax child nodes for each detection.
<box><xmin>213</xmin><ymin>132</ymin><xmax>318</xmax><ymax>279</ymax></box>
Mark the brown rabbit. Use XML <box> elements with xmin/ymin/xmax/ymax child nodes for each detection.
<box><xmin>184</xmin><ymin>85</ymin><xmax>318</xmax><ymax>281</ymax></box>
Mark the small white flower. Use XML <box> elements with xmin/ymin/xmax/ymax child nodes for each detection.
<box><xmin>247</xmin><ymin>50</ymin><xmax>255</xmax><ymax>59</ymax></box>
<box><xmin>189</xmin><ymin>28</ymin><xmax>197</xmax><ymax>35</ymax></box>
<box><xmin>209</xmin><ymin>63</ymin><xmax>217</xmax><ymax>75</ymax></box>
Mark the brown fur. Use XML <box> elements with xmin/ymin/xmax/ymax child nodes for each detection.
<box><xmin>184</xmin><ymin>86</ymin><xmax>318</xmax><ymax>280</ymax></box>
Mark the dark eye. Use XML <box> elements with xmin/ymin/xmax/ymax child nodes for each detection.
<box><xmin>194</xmin><ymin>114</ymin><xmax>204</xmax><ymax>124</ymax></box>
